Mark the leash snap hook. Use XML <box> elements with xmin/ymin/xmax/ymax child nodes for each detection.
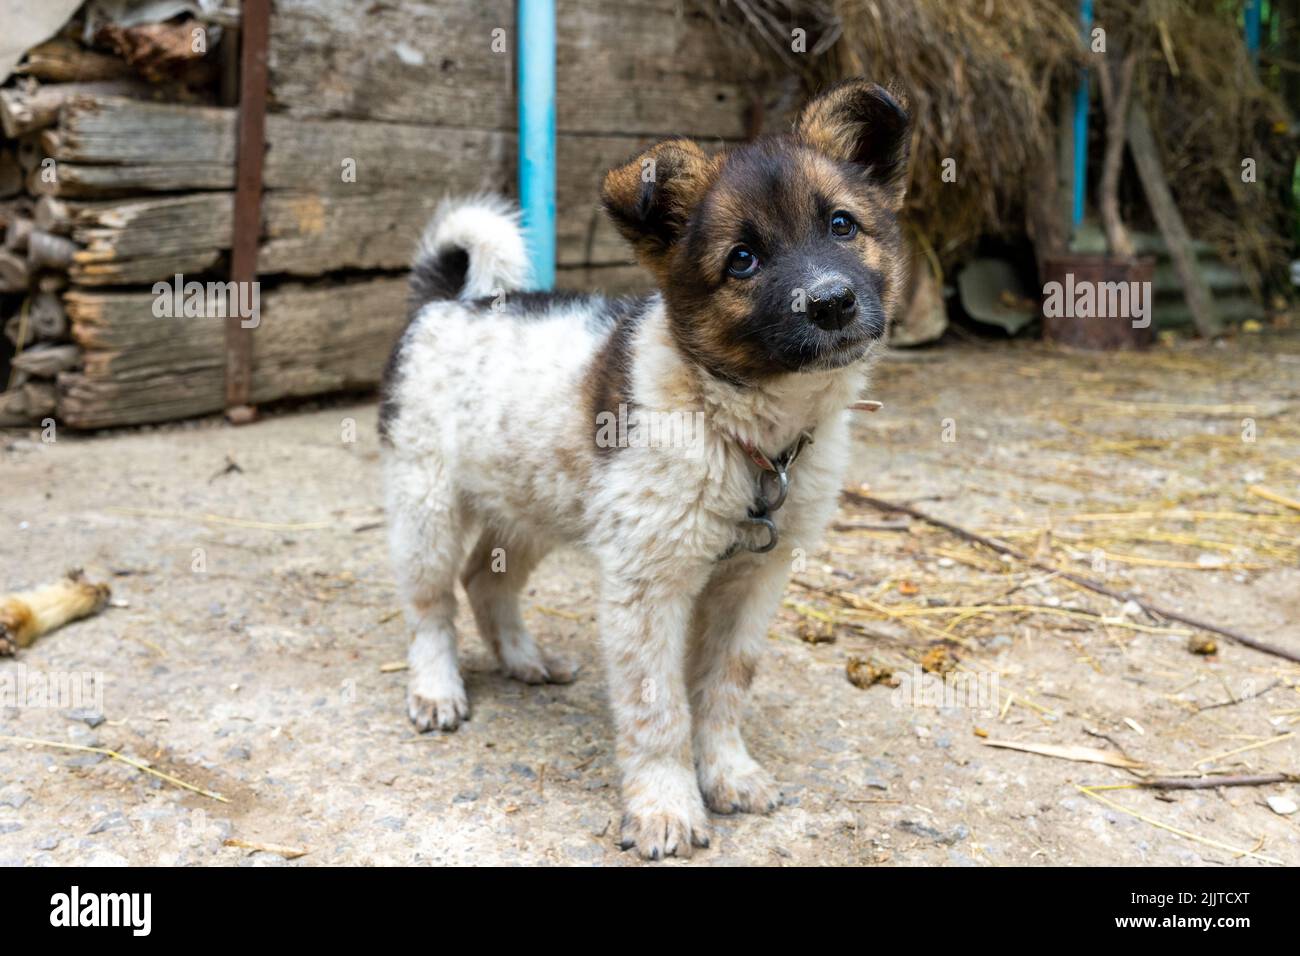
<box><xmin>740</xmin><ymin>513</ymin><xmax>778</xmax><ymax>554</ymax></box>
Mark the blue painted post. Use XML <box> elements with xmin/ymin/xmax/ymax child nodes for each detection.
<box><xmin>1244</xmin><ymin>0</ymin><xmax>1262</xmax><ymax>71</ymax></box>
<box><xmin>518</xmin><ymin>0</ymin><xmax>557</xmax><ymax>290</ymax></box>
<box><xmin>1073</xmin><ymin>0</ymin><xmax>1094</xmax><ymax>229</ymax></box>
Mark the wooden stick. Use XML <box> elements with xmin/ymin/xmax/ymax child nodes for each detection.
<box><xmin>841</xmin><ymin>490</ymin><xmax>1300</xmax><ymax>664</ymax></box>
<box><xmin>1138</xmin><ymin>773</ymin><xmax>1296</xmax><ymax>791</ymax></box>
<box><xmin>1195</xmin><ymin>679</ymin><xmax>1281</xmax><ymax>713</ymax></box>
<box><xmin>1127</xmin><ymin>102</ymin><xmax>1223</xmax><ymax>338</ymax></box>
<box><xmin>1096</xmin><ymin>47</ymin><xmax>1137</xmax><ymax>259</ymax></box>
<box><xmin>15</xmin><ymin>39</ymin><xmax>134</xmax><ymax>83</ymax></box>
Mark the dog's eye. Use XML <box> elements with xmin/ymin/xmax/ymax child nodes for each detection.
<box><xmin>830</xmin><ymin>212</ymin><xmax>857</xmax><ymax>239</ymax></box>
<box><xmin>726</xmin><ymin>245</ymin><xmax>759</xmax><ymax>278</ymax></box>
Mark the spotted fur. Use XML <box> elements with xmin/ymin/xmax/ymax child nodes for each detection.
<box><xmin>381</xmin><ymin>80</ymin><xmax>911</xmax><ymax>860</ymax></box>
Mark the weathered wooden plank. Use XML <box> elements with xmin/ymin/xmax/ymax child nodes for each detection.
<box><xmin>267</xmin><ymin>0</ymin><xmax>758</xmax><ymax>137</ymax></box>
<box><xmin>264</xmin><ymin>117</ymin><xmax>515</xmax><ymax>194</ymax></box>
<box><xmin>259</xmin><ymin>191</ymin><xmax>437</xmax><ymax>275</ymax></box>
<box><xmin>67</xmin><ymin>192</ymin><xmax>230</xmax><ymax>284</ymax></box>
<box><xmin>34</xmin><ymin>162</ymin><xmax>236</xmax><ymax>198</ymax></box>
<box><xmin>48</xmin><ymin>97</ymin><xmax>515</xmax><ymax>193</ymax></box>
<box><xmin>71</xmin><ymin>193</ymin><xmax>232</xmax><ymax>260</ymax></box>
<box><xmin>53</xmin><ymin>96</ymin><xmax>237</xmax><ymax>165</ymax></box>
<box><xmin>0</xmin><ymin>81</ymin><xmax>152</xmax><ymax>138</ymax></box>
<box><xmin>60</xmin><ymin>278</ymin><xmax>409</xmax><ymax>428</ymax></box>
<box><xmin>71</xmin><ymin>252</ymin><xmax>224</xmax><ymax>286</ymax></box>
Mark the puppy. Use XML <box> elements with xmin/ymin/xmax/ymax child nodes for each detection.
<box><xmin>380</xmin><ymin>79</ymin><xmax>910</xmax><ymax>859</ymax></box>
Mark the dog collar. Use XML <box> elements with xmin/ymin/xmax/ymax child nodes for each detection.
<box><xmin>717</xmin><ymin>400</ymin><xmax>882</xmax><ymax>562</ymax></box>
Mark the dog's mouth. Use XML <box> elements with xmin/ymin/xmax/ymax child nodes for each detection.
<box><xmin>803</xmin><ymin>331</ymin><xmax>875</xmax><ymax>370</ymax></box>
<box><xmin>789</xmin><ymin>314</ymin><xmax>884</xmax><ymax>372</ymax></box>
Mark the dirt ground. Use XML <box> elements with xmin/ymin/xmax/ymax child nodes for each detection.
<box><xmin>2</xmin><ymin>333</ymin><xmax>1299</xmax><ymax>867</ymax></box>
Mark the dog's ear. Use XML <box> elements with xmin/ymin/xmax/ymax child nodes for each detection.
<box><xmin>601</xmin><ymin>138</ymin><xmax>714</xmax><ymax>264</ymax></box>
<box><xmin>795</xmin><ymin>80</ymin><xmax>910</xmax><ymax>210</ymax></box>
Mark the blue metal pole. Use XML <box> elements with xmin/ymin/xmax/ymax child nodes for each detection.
<box><xmin>1244</xmin><ymin>0</ymin><xmax>1262</xmax><ymax>72</ymax></box>
<box><xmin>1073</xmin><ymin>0</ymin><xmax>1094</xmax><ymax>229</ymax></box>
<box><xmin>518</xmin><ymin>0</ymin><xmax>556</xmax><ymax>290</ymax></box>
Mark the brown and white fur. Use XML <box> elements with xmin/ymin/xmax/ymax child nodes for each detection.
<box><xmin>380</xmin><ymin>80</ymin><xmax>910</xmax><ymax>859</ymax></box>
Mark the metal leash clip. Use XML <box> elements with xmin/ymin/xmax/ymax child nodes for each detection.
<box><xmin>720</xmin><ymin>430</ymin><xmax>814</xmax><ymax>560</ymax></box>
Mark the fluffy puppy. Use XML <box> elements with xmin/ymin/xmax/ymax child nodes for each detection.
<box><xmin>380</xmin><ymin>79</ymin><xmax>910</xmax><ymax>860</ymax></box>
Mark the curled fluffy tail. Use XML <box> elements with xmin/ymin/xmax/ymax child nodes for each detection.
<box><xmin>410</xmin><ymin>195</ymin><xmax>531</xmax><ymax>307</ymax></box>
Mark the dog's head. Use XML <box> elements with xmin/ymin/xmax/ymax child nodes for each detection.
<box><xmin>602</xmin><ymin>80</ymin><xmax>910</xmax><ymax>384</ymax></box>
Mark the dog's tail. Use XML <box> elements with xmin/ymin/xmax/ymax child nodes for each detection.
<box><xmin>410</xmin><ymin>195</ymin><xmax>531</xmax><ymax>309</ymax></box>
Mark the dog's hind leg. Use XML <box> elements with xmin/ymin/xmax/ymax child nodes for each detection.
<box><xmin>461</xmin><ymin>529</ymin><xmax>578</xmax><ymax>685</ymax></box>
<box><xmin>385</xmin><ymin>456</ymin><xmax>471</xmax><ymax>732</ymax></box>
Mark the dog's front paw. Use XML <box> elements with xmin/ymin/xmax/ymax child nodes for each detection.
<box><xmin>699</xmin><ymin>753</ymin><xmax>781</xmax><ymax>815</ymax></box>
<box><xmin>407</xmin><ymin>684</ymin><xmax>469</xmax><ymax>732</ymax></box>
<box><xmin>502</xmin><ymin>649</ymin><xmax>580</xmax><ymax>686</ymax></box>
<box><xmin>618</xmin><ymin>769</ymin><xmax>710</xmax><ymax>861</ymax></box>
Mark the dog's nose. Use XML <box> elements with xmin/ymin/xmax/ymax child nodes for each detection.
<box><xmin>808</xmin><ymin>286</ymin><xmax>857</xmax><ymax>331</ymax></box>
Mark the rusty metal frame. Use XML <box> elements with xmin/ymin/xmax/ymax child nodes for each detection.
<box><xmin>224</xmin><ymin>0</ymin><xmax>270</xmax><ymax>421</ymax></box>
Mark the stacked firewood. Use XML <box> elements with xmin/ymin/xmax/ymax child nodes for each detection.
<box><xmin>0</xmin><ymin>10</ymin><xmax>227</xmax><ymax>427</ymax></box>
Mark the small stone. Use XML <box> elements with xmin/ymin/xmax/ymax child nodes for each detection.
<box><xmin>66</xmin><ymin>709</ymin><xmax>105</xmax><ymax>728</ymax></box>
<box><xmin>1266</xmin><ymin>795</ymin><xmax>1297</xmax><ymax>816</ymax></box>
<box><xmin>88</xmin><ymin>812</ymin><xmax>128</xmax><ymax>835</ymax></box>
<box><xmin>897</xmin><ymin>819</ymin><xmax>944</xmax><ymax>842</ymax></box>
<box><xmin>897</xmin><ymin>818</ymin><xmax>967</xmax><ymax>845</ymax></box>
